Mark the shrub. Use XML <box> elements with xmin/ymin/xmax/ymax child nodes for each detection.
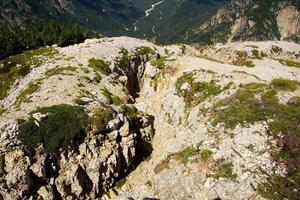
<box><xmin>18</xmin><ymin>104</ymin><xmax>88</xmax><ymax>153</ymax></box>
<box><xmin>93</xmin><ymin>107</ymin><xmax>115</xmax><ymax>133</ymax></box>
<box><xmin>115</xmin><ymin>48</ymin><xmax>131</xmax><ymax>73</ymax></box>
<box><xmin>271</xmin><ymin>79</ymin><xmax>299</xmax><ymax>91</ymax></box>
<box><xmin>150</xmin><ymin>56</ymin><xmax>168</xmax><ymax>70</ymax></box>
<box><xmin>112</xmin><ymin>96</ymin><xmax>123</xmax><ymax>106</ymax></box>
<box><xmin>233</xmin><ymin>51</ymin><xmax>255</xmax><ymax>67</ymax></box>
<box><xmin>88</xmin><ymin>58</ymin><xmax>111</xmax><ymax>75</ymax></box>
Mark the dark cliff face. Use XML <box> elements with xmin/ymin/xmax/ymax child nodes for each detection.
<box><xmin>186</xmin><ymin>0</ymin><xmax>300</xmax><ymax>44</ymax></box>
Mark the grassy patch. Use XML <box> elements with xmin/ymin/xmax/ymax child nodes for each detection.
<box><xmin>134</xmin><ymin>46</ymin><xmax>155</xmax><ymax>56</ymax></box>
<box><xmin>88</xmin><ymin>58</ymin><xmax>111</xmax><ymax>75</ymax></box>
<box><xmin>0</xmin><ymin>47</ymin><xmax>57</xmax><ymax>100</ymax></box>
<box><xmin>92</xmin><ymin>106</ymin><xmax>115</xmax><ymax>133</ymax></box>
<box><xmin>150</xmin><ymin>56</ymin><xmax>169</xmax><ymax>70</ymax></box>
<box><xmin>18</xmin><ymin>104</ymin><xmax>88</xmax><ymax>153</ymax></box>
<box><xmin>211</xmin><ymin>83</ymin><xmax>268</xmax><ymax>128</ymax></box>
<box><xmin>197</xmin><ymin>55</ymin><xmax>224</xmax><ymax>63</ymax></box>
<box><xmin>101</xmin><ymin>88</ymin><xmax>113</xmax><ymax>104</ymax></box>
<box><xmin>154</xmin><ymin>146</ymin><xmax>199</xmax><ymax>173</ymax></box>
<box><xmin>277</xmin><ymin>59</ymin><xmax>300</xmax><ymax>68</ymax></box>
<box><xmin>16</xmin><ymin>81</ymin><xmax>41</xmax><ymax>105</ymax></box>
<box><xmin>112</xmin><ymin>96</ymin><xmax>123</xmax><ymax>106</ymax></box>
<box><xmin>211</xmin><ymin>82</ymin><xmax>300</xmax><ymax>199</ymax></box>
<box><xmin>214</xmin><ymin>162</ymin><xmax>237</xmax><ymax>180</ymax></box>
<box><xmin>45</xmin><ymin>66</ymin><xmax>77</xmax><ymax>77</ymax></box>
<box><xmin>176</xmin><ymin>72</ymin><xmax>222</xmax><ymax>110</ymax></box>
<box><xmin>233</xmin><ymin>51</ymin><xmax>255</xmax><ymax>67</ymax></box>
<box><xmin>271</xmin><ymin>79</ymin><xmax>299</xmax><ymax>91</ymax></box>
<box><xmin>200</xmin><ymin>149</ymin><xmax>213</xmax><ymax>161</ymax></box>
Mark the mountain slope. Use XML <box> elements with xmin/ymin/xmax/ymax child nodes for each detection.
<box><xmin>0</xmin><ymin>37</ymin><xmax>300</xmax><ymax>199</ymax></box>
<box><xmin>129</xmin><ymin>0</ymin><xmax>228</xmax><ymax>43</ymax></box>
<box><xmin>186</xmin><ymin>0</ymin><xmax>300</xmax><ymax>44</ymax></box>
<box><xmin>0</xmin><ymin>0</ymin><xmax>146</xmax><ymax>35</ymax></box>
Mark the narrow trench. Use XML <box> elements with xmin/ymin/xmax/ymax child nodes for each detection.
<box><xmin>126</xmin><ymin>55</ymin><xmax>148</xmax><ymax>100</ymax></box>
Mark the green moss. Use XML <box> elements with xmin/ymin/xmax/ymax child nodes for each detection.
<box><xmin>92</xmin><ymin>106</ymin><xmax>115</xmax><ymax>133</ymax></box>
<box><xmin>214</xmin><ymin>162</ymin><xmax>237</xmax><ymax>180</ymax></box>
<box><xmin>16</xmin><ymin>81</ymin><xmax>41</xmax><ymax>104</ymax></box>
<box><xmin>45</xmin><ymin>66</ymin><xmax>77</xmax><ymax>77</ymax></box>
<box><xmin>176</xmin><ymin>72</ymin><xmax>222</xmax><ymax>110</ymax></box>
<box><xmin>271</xmin><ymin>79</ymin><xmax>299</xmax><ymax>91</ymax></box>
<box><xmin>200</xmin><ymin>149</ymin><xmax>213</xmax><ymax>161</ymax></box>
<box><xmin>88</xmin><ymin>58</ymin><xmax>111</xmax><ymax>75</ymax></box>
<box><xmin>277</xmin><ymin>59</ymin><xmax>300</xmax><ymax>68</ymax></box>
<box><xmin>18</xmin><ymin>104</ymin><xmax>88</xmax><ymax>153</ymax></box>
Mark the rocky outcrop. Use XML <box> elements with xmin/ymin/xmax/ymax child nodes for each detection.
<box><xmin>187</xmin><ymin>0</ymin><xmax>300</xmax><ymax>44</ymax></box>
<box><xmin>277</xmin><ymin>6</ymin><xmax>300</xmax><ymax>41</ymax></box>
<box><xmin>0</xmin><ymin>111</ymin><xmax>155</xmax><ymax>199</ymax></box>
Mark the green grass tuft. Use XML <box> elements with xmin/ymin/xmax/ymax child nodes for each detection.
<box><xmin>271</xmin><ymin>79</ymin><xmax>299</xmax><ymax>91</ymax></box>
<box><xmin>45</xmin><ymin>66</ymin><xmax>77</xmax><ymax>77</ymax></box>
<box><xmin>214</xmin><ymin>162</ymin><xmax>237</xmax><ymax>180</ymax></box>
<box><xmin>277</xmin><ymin>59</ymin><xmax>300</xmax><ymax>69</ymax></box>
<box><xmin>200</xmin><ymin>149</ymin><xmax>213</xmax><ymax>161</ymax></box>
<box><xmin>16</xmin><ymin>81</ymin><xmax>41</xmax><ymax>105</ymax></box>
<box><xmin>88</xmin><ymin>58</ymin><xmax>111</xmax><ymax>75</ymax></box>
<box><xmin>176</xmin><ymin>72</ymin><xmax>222</xmax><ymax>110</ymax></box>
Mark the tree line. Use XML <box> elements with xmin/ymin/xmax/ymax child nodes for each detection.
<box><xmin>0</xmin><ymin>20</ymin><xmax>99</xmax><ymax>60</ymax></box>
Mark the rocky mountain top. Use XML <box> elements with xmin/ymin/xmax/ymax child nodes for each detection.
<box><xmin>186</xmin><ymin>0</ymin><xmax>300</xmax><ymax>44</ymax></box>
<box><xmin>0</xmin><ymin>37</ymin><xmax>300</xmax><ymax>199</ymax></box>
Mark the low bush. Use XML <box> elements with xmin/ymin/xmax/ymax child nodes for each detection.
<box><xmin>18</xmin><ymin>104</ymin><xmax>88</xmax><ymax>153</ymax></box>
<box><xmin>93</xmin><ymin>106</ymin><xmax>115</xmax><ymax>133</ymax></box>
